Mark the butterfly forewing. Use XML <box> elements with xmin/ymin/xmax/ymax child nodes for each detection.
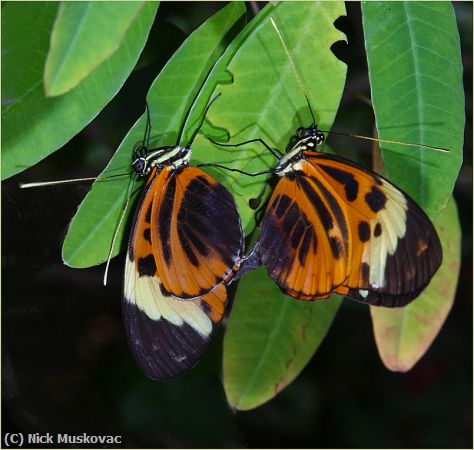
<box><xmin>151</xmin><ymin>166</ymin><xmax>243</xmax><ymax>299</ymax></box>
<box><xmin>257</xmin><ymin>172</ymin><xmax>351</xmax><ymax>300</ymax></box>
<box><xmin>256</xmin><ymin>150</ymin><xmax>442</xmax><ymax>307</ymax></box>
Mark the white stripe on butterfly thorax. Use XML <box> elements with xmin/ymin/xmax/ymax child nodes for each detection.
<box><xmin>275</xmin><ymin>137</ymin><xmax>319</xmax><ymax>176</ymax></box>
<box><xmin>123</xmin><ymin>255</ymin><xmax>213</xmax><ymax>337</ymax></box>
<box><xmin>360</xmin><ymin>179</ymin><xmax>408</xmax><ymax>290</ymax></box>
<box><xmin>146</xmin><ymin>145</ymin><xmax>191</xmax><ymax>173</ymax></box>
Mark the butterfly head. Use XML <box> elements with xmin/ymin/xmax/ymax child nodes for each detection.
<box><xmin>275</xmin><ymin>125</ymin><xmax>325</xmax><ymax>175</ymax></box>
<box><xmin>287</xmin><ymin>125</ymin><xmax>325</xmax><ymax>153</ymax></box>
<box><xmin>132</xmin><ymin>144</ymin><xmax>150</xmax><ymax>177</ymax></box>
<box><xmin>132</xmin><ymin>145</ymin><xmax>192</xmax><ymax>177</ymax></box>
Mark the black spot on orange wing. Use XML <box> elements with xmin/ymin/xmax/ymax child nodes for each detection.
<box><xmin>298</xmin><ymin>228</ymin><xmax>316</xmax><ymax>266</ymax></box>
<box><xmin>138</xmin><ymin>254</ymin><xmax>157</xmax><ymax>277</ymax></box>
<box><xmin>145</xmin><ymin>203</ymin><xmax>152</xmax><ymax>224</ymax></box>
<box><xmin>159</xmin><ymin>174</ymin><xmax>177</xmax><ymax>266</ymax></box>
<box><xmin>178</xmin><ymin>226</ymin><xmax>201</xmax><ymax>267</ymax></box>
<box><xmin>290</xmin><ymin>220</ymin><xmax>305</xmax><ymax>249</ymax></box>
<box><xmin>361</xmin><ymin>262</ymin><xmax>370</xmax><ymax>284</ymax></box>
<box><xmin>182</xmin><ymin>223</ymin><xmax>209</xmax><ymax>257</ymax></box>
<box><xmin>365</xmin><ymin>186</ymin><xmax>386</xmax><ymax>212</ymax></box>
<box><xmin>127</xmin><ymin>176</ymin><xmax>156</xmax><ymax>262</ymax></box>
<box><xmin>143</xmin><ymin>228</ymin><xmax>151</xmax><ymax>244</ymax></box>
<box><xmin>281</xmin><ymin>202</ymin><xmax>301</xmax><ymax>234</ymax></box>
<box><xmin>274</xmin><ymin>195</ymin><xmax>292</xmax><ymax>219</ymax></box>
<box><xmin>308</xmin><ymin>175</ymin><xmax>349</xmax><ymax>244</ymax></box>
<box><xmin>318</xmin><ymin>164</ymin><xmax>359</xmax><ymax>201</ymax></box>
<box><xmin>358</xmin><ymin>221</ymin><xmax>371</xmax><ymax>242</ymax></box>
<box><xmin>298</xmin><ymin>177</ymin><xmax>333</xmax><ymax>232</ymax></box>
<box><xmin>329</xmin><ymin>236</ymin><xmax>343</xmax><ymax>259</ymax></box>
<box><xmin>374</xmin><ymin>222</ymin><xmax>382</xmax><ymax>237</ymax></box>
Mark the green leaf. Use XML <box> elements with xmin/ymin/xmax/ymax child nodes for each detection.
<box><xmin>362</xmin><ymin>1</ymin><xmax>464</xmax><ymax>218</ymax></box>
<box><xmin>44</xmin><ymin>2</ymin><xmax>145</xmax><ymax>96</ymax></box>
<box><xmin>62</xmin><ymin>2</ymin><xmax>246</xmax><ymax>268</ymax></box>
<box><xmin>191</xmin><ymin>1</ymin><xmax>346</xmax><ymax>410</ymax></box>
<box><xmin>1</xmin><ymin>2</ymin><xmax>158</xmax><ymax>180</ymax></box>
<box><xmin>370</xmin><ymin>197</ymin><xmax>461</xmax><ymax>372</ymax></box>
<box><xmin>224</xmin><ymin>269</ymin><xmax>342</xmax><ymax>411</ymax></box>
<box><xmin>191</xmin><ymin>1</ymin><xmax>348</xmax><ymax>235</ymax></box>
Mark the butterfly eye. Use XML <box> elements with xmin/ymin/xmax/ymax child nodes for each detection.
<box><xmin>132</xmin><ymin>156</ymin><xmax>147</xmax><ymax>176</ymax></box>
<box><xmin>299</xmin><ymin>127</ymin><xmax>314</xmax><ymax>139</ymax></box>
<box><xmin>133</xmin><ymin>145</ymin><xmax>147</xmax><ymax>160</ymax></box>
<box><xmin>296</xmin><ymin>127</ymin><xmax>304</xmax><ymax>137</ymax></box>
<box><xmin>314</xmin><ymin>131</ymin><xmax>325</xmax><ymax>145</ymax></box>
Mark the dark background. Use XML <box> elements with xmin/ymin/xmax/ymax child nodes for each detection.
<box><xmin>3</xmin><ymin>2</ymin><xmax>472</xmax><ymax>448</ymax></box>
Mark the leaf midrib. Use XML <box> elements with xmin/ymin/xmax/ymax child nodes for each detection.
<box><xmin>47</xmin><ymin>2</ymin><xmax>93</xmax><ymax>91</ymax></box>
<box><xmin>234</xmin><ymin>298</ymin><xmax>290</xmax><ymax>409</ymax></box>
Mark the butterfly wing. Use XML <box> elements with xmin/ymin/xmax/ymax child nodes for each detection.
<box><xmin>255</xmin><ymin>167</ymin><xmax>351</xmax><ymax>301</ymax></box>
<box><xmin>151</xmin><ymin>166</ymin><xmax>243</xmax><ymax>299</ymax></box>
<box><xmin>309</xmin><ymin>152</ymin><xmax>442</xmax><ymax>306</ymax></box>
<box><xmin>123</xmin><ymin>174</ymin><xmax>228</xmax><ymax>379</ymax></box>
<box><xmin>256</xmin><ymin>152</ymin><xmax>442</xmax><ymax>307</ymax></box>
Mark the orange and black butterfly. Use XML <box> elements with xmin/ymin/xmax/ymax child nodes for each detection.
<box><xmin>238</xmin><ymin>124</ymin><xmax>442</xmax><ymax>307</ymax></box>
<box><xmin>226</xmin><ymin>17</ymin><xmax>442</xmax><ymax>308</ymax></box>
<box><xmin>123</xmin><ymin>102</ymin><xmax>243</xmax><ymax>379</ymax></box>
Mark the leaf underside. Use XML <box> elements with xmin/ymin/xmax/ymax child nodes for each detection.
<box><xmin>370</xmin><ymin>197</ymin><xmax>461</xmax><ymax>372</ymax></box>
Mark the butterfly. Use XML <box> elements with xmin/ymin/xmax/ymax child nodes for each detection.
<box><xmin>122</xmin><ymin>104</ymin><xmax>244</xmax><ymax>379</ymax></box>
<box><xmin>239</xmin><ymin>124</ymin><xmax>442</xmax><ymax>307</ymax></box>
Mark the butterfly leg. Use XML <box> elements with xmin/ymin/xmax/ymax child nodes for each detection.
<box><xmin>196</xmin><ymin>163</ymin><xmax>271</xmax><ymax>177</ymax></box>
<box><xmin>208</xmin><ymin>137</ymin><xmax>282</xmax><ymax>159</ymax></box>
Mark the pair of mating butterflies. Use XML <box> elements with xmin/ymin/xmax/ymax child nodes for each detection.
<box><xmin>123</xmin><ymin>118</ymin><xmax>442</xmax><ymax>380</ymax></box>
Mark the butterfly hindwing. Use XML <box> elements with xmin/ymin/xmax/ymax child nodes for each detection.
<box><xmin>311</xmin><ymin>153</ymin><xmax>442</xmax><ymax>306</ymax></box>
<box><xmin>256</xmin><ymin>151</ymin><xmax>442</xmax><ymax>307</ymax></box>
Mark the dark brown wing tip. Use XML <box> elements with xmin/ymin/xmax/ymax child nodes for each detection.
<box><xmin>122</xmin><ymin>300</ymin><xmax>215</xmax><ymax>380</ymax></box>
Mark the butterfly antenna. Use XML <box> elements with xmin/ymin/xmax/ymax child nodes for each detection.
<box><xmin>186</xmin><ymin>93</ymin><xmax>222</xmax><ymax>148</ymax></box>
<box><xmin>103</xmin><ymin>174</ymin><xmax>137</xmax><ymax>286</ymax></box>
<box><xmin>19</xmin><ymin>171</ymin><xmax>132</xmax><ymax>189</ymax></box>
<box><xmin>317</xmin><ymin>129</ymin><xmax>450</xmax><ymax>153</ymax></box>
<box><xmin>271</xmin><ymin>19</ymin><xmax>449</xmax><ymax>154</ymax></box>
<box><xmin>144</xmin><ymin>102</ymin><xmax>152</xmax><ymax>149</ymax></box>
<box><xmin>270</xmin><ymin>17</ymin><xmax>317</xmax><ymax>126</ymax></box>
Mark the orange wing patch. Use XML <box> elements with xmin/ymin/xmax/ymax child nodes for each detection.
<box><xmin>257</xmin><ymin>173</ymin><xmax>350</xmax><ymax>300</ymax></box>
<box><xmin>129</xmin><ymin>166</ymin><xmax>243</xmax><ymax>300</ymax></box>
<box><xmin>151</xmin><ymin>166</ymin><xmax>243</xmax><ymax>299</ymax></box>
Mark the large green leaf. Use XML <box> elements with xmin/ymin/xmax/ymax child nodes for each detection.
<box><xmin>212</xmin><ymin>1</ymin><xmax>347</xmax><ymax>410</ymax></box>
<box><xmin>192</xmin><ymin>1</ymin><xmax>348</xmax><ymax>235</ymax></box>
<box><xmin>370</xmin><ymin>197</ymin><xmax>461</xmax><ymax>372</ymax></box>
<box><xmin>1</xmin><ymin>2</ymin><xmax>158</xmax><ymax>180</ymax></box>
<box><xmin>362</xmin><ymin>2</ymin><xmax>464</xmax><ymax>218</ymax></box>
<box><xmin>224</xmin><ymin>269</ymin><xmax>342</xmax><ymax>411</ymax></box>
<box><xmin>62</xmin><ymin>2</ymin><xmax>246</xmax><ymax>268</ymax></box>
<box><xmin>44</xmin><ymin>2</ymin><xmax>145</xmax><ymax>96</ymax></box>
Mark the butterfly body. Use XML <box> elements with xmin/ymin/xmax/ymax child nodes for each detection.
<box><xmin>124</xmin><ymin>143</ymin><xmax>243</xmax><ymax>379</ymax></box>
<box><xmin>250</xmin><ymin>125</ymin><xmax>442</xmax><ymax>307</ymax></box>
